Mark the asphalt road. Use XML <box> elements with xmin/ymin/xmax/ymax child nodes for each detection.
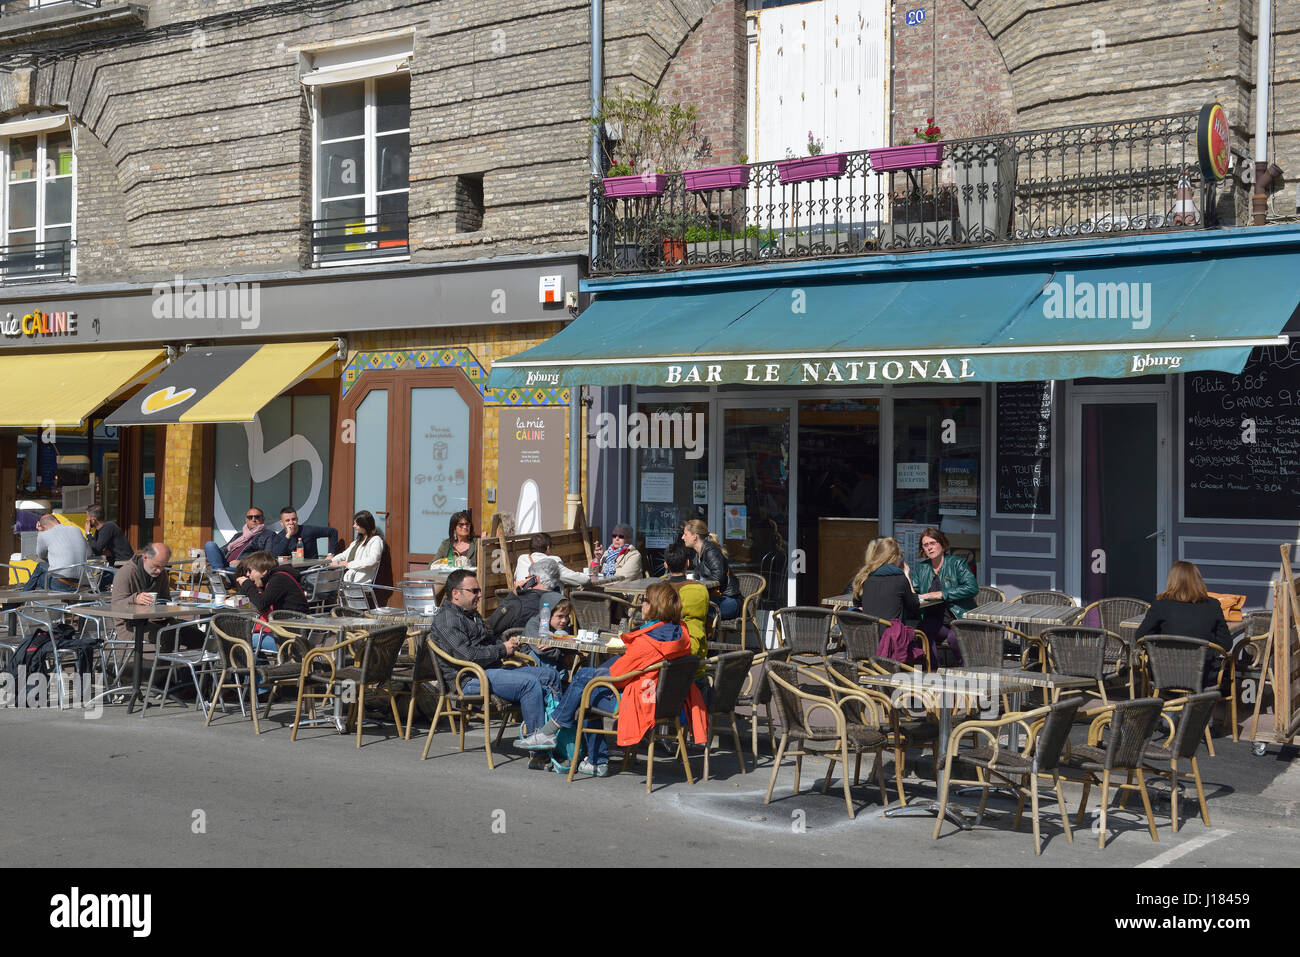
<box><xmin>3</xmin><ymin>701</ymin><xmax>1298</xmax><ymax>872</ymax></box>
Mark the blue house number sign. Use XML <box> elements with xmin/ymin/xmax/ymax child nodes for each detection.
<box><xmin>906</xmin><ymin>8</ymin><xmax>926</xmax><ymax>25</ymax></box>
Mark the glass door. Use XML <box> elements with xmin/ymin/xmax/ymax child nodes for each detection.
<box><xmin>1070</xmin><ymin>395</ymin><xmax>1168</xmax><ymax>602</ymax></box>
<box><xmin>720</xmin><ymin>404</ymin><xmax>791</xmax><ymax>605</ymax></box>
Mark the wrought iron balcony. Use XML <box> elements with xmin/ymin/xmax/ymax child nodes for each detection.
<box><xmin>0</xmin><ymin>238</ymin><xmax>72</xmax><ymax>283</ymax></box>
<box><xmin>309</xmin><ymin>213</ymin><xmax>409</xmax><ymax>267</ymax></box>
<box><xmin>0</xmin><ymin>0</ymin><xmax>100</xmax><ymax>15</ymax></box>
<box><xmin>590</xmin><ymin>111</ymin><xmax>1215</xmax><ymax>276</ymax></box>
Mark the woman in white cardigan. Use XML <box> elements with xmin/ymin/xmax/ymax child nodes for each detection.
<box><xmin>331</xmin><ymin>510</ymin><xmax>385</xmax><ymax>584</ymax></box>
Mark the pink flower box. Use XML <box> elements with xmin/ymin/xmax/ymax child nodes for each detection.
<box><xmin>683</xmin><ymin>164</ymin><xmax>750</xmax><ymax>191</ymax></box>
<box><xmin>776</xmin><ymin>152</ymin><xmax>847</xmax><ymax>184</ymax></box>
<box><xmin>868</xmin><ymin>142</ymin><xmax>945</xmax><ymax>172</ymax></box>
<box><xmin>602</xmin><ymin>173</ymin><xmax>668</xmax><ymax>197</ymax></box>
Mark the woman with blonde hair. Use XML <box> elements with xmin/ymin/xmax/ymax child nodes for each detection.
<box><xmin>850</xmin><ymin>537</ymin><xmax>922</xmax><ymax>622</ymax></box>
<box><xmin>1134</xmin><ymin>561</ymin><xmax>1230</xmax><ymax>646</ymax></box>
<box><xmin>682</xmin><ymin>518</ymin><xmax>742</xmax><ymax>618</ymax></box>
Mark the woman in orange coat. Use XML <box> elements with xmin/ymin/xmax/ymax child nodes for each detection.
<box><xmin>520</xmin><ymin>581</ymin><xmax>705</xmax><ymax>776</ymax></box>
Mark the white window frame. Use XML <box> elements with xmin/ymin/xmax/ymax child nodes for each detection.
<box><xmin>0</xmin><ymin>114</ymin><xmax>76</xmax><ymax>282</ymax></box>
<box><xmin>310</xmin><ymin>72</ymin><xmax>410</xmax><ymax>267</ymax></box>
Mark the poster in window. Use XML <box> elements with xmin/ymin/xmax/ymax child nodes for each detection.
<box><xmin>724</xmin><ymin>468</ymin><xmax>745</xmax><ymax>503</ymax></box>
<box><xmin>938</xmin><ymin>458</ymin><xmax>978</xmax><ymax>516</ymax></box>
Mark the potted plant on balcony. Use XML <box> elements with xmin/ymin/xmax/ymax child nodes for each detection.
<box><xmin>593</xmin><ymin>88</ymin><xmax>707</xmax><ymax>198</ymax></box>
<box><xmin>684</xmin><ymin>153</ymin><xmax>750</xmax><ymax>192</ymax></box>
<box><xmin>869</xmin><ymin>118</ymin><xmax>946</xmax><ymax>171</ymax></box>
<box><xmin>777</xmin><ymin>132</ymin><xmax>847</xmax><ymax>184</ymax></box>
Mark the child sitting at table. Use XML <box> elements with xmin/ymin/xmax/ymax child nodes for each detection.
<box><xmin>523</xmin><ymin>597</ymin><xmax>574</xmax><ymax>679</ymax></box>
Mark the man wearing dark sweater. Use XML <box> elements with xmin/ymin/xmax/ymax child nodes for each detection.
<box><xmin>85</xmin><ymin>504</ymin><xmax>133</xmax><ymax>562</ymax></box>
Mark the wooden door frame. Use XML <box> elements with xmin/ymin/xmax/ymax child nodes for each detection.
<box><xmin>119</xmin><ymin>425</ymin><xmax>166</xmax><ymax>550</ymax></box>
<box><xmin>332</xmin><ymin>367</ymin><xmax>483</xmax><ymax>577</ymax></box>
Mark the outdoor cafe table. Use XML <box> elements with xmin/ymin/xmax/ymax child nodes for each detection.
<box><xmin>961</xmin><ymin>600</ymin><xmax>1082</xmax><ymax>637</ymax></box>
<box><xmin>73</xmin><ymin>602</ymin><xmax>212</xmax><ymax>714</ymax></box>
<box><xmin>855</xmin><ymin>667</ymin><xmax>1093</xmax><ymax>827</ymax></box>
<box><xmin>271</xmin><ymin>615</ymin><xmax>391</xmax><ymax>732</ymax></box>
<box><xmin>405</xmin><ymin>565</ymin><xmax>475</xmax><ymax>583</ymax></box>
<box><xmin>821</xmin><ymin>594</ymin><xmax>943</xmax><ymax>612</ymax></box>
<box><xmin>0</xmin><ymin>588</ymin><xmax>97</xmax><ymax>636</ymax></box>
<box><xmin>1116</xmin><ymin>614</ymin><xmax>1248</xmax><ymax>646</ymax></box>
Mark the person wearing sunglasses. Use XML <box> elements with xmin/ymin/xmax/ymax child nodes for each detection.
<box><xmin>202</xmin><ymin>507</ymin><xmax>268</xmax><ymax>573</ymax></box>
<box><xmin>591</xmin><ymin>523</ymin><xmax>642</xmax><ymax>583</ymax></box>
<box><xmin>429</xmin><ymin>568</ymin><xmax>562</xmax><ymax>750</ymax></box>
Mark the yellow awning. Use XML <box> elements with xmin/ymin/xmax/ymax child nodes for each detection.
<box><xmin>178</xmin><ymin>341</ymin><xmax>338</xmax><ymax>424</ymax></box>
<box><xmin>0</xmin><ymin>349</ymin><xmax>167</xmax><ymax>428</ymax></box>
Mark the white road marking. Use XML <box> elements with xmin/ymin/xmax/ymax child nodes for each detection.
<box><xmin>1134</xmin><ymin>828</ymin><xmax>1233</xmax><ymax>868</ymax></box>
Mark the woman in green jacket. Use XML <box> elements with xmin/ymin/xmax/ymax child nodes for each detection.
<box><xmin>910</xmin><ymin>527</ymin><xmax>978</xmax><ymax>666</ymax></box>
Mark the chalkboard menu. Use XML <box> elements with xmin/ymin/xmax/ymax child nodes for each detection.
<box><xmin>1184</xmin><ymin>344</ymin><xmax>1300</xmax><ymax>521</ymax></box>
<box><xmin>995</xmin><ymin>381</ymin><xmax>1053</xmax><ymax>515</ymax></box>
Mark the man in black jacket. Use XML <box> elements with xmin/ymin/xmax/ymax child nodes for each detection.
<box><xmin>430</xmin><ymin>569</ymin><xmax>559</xmax><ymax>747</ymax></box>
<box><xmin>85</xmin><ymin>503</ymin><xmax>133</xmax><ymax>590</ymax></box>
<box><xmin>252</xmin><ymin>507</ymin><xmax>338</xmax><ymax>559</ymax></box>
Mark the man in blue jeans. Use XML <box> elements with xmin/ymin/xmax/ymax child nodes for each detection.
<box><xmin>429</xmin><ymin>569</ymin><xmax>560</xmax><ymax>748</ymax></box>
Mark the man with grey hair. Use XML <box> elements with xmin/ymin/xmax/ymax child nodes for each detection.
<box><xmin>23</xmin><ymin>513</ymin><xmax>90</xmax><ymax>592</ymax></box>
<box><xmin>112</xmin><ymin>543</ymin><xmax>172</xmax><ymax>607</ymax></box>
<box><xmin>486</xmin><ymin>559</ymin><xmax>564</xmax><ymax>639</ymax></box>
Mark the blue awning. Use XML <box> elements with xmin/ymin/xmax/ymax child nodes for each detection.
<box><xmin>487</xmin><ymin>228</ymin><xmax>1300</xmax><ymax>389</ymax></box>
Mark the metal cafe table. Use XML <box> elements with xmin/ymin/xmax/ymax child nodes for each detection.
<box><xmin>600</xmin><ymin>576</ymin><xmax>719</xmax><ymax>598</ymax></box>
<box><xmin>74</xmin><ymin>602</ymin><xmax>212</xmax><ymax>714</ymax></box>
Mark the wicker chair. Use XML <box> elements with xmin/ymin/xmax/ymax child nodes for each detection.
<box><xmin>835</xmin><ymin>610</ymin><xmax>885</xmax><ymax>663</ymax></box>
<box><xmin>762</xmin><ymin>661</ymin><xmax>890</xmax><ymax>819</ymax></box>
<box><xmin>1041</xmin><ymin>625</ymin><xmax>1130</xmax><ymax>706</ymax></box>
<box><xmin>701</xmin><ymin>650</ymin><xmax>756</xmax><ymax>780</ymax></box>
<box><xmin>1013</xmin><ymin>590</ymin><xmax>1079</xmax><ymax>608</ymax></box>
<box><xmin>824</xmin><ymin>657</ymin><xmax>939</xmax><ymax>807</ymax></box>
<box><xmin>385</xmin><ymin>629</ymin><xmax>438</xmax><ymax>740</ymax></box>
<box><xmin>1138</xmin><ymin>691</ymin><xmax>1219</xmax><ymax>833</ymax></box>
<box><xmin>975</xmin><ymin>585</ymin><xmax>1005</xmax><ymax>607</ymax></box>
<box><xmin>951</xmin><ymin>619</ymin><xmax>1013</xmax><ymax>668</ymax></box>
<box><xmin>290</xmin><ymin>624</ymin><xmax>407</xmax><ymax>746</ymax></box>
<box><xmin>564</xmin><ymin>655</ymin><xmax>702</xmax><ymax>793</ymax></box>
<box><xmin>419</xmin><ymin>637</ymin><xmax>523</xmax><ymax>769</ymax></box>
<box><xmin>932</xmin><ymin>696</ymin><xmax>1083</xmax><ymax>855</ymax></box>
<box><xmin>716</xmin><ymin>572</ymin><xmax>766</xmax><ymax>650</ymax></box>
<box><xmin>772</xmin><ymin>606</ymin><xmax>835</xmax><ymax>662</ymax></box>
<box><xmin>1136</xmin><ymin>635</ymin><xmax>1227</xmax><ymax>756</ymax></box>
<box><xmin>1059</xmin><ymin>697</ymin><xmax>1165</xmax><ymax>848</ymax></box>
<box><xmin>204</xmin><ymin>613</ymin><xmax>302</xmax><ymax>734</ymax></box>
<box><xmin>738</xmin><ymin>646</ymin><xmax>793</xmax><ymax>758</ymax></box>
<box><xmin>570</xmin><ymin>590</ymin><xmax>637</xmax><ymax>633</ymax></box>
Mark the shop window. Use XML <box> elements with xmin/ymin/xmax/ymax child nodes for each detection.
<box><xmin>310</xmin><ymin>72</ymin><xmax>410</xmax><ymax>265</ymax></box>
<box><xmin>635</xmin><ymin>402</ymin><xmax>709</xmax><ymax>566</ymax></box>
<box><xmin>892</xmin><ymin>397</ymin><xmax>981</xmax><ymax>572</ymax></box>
<box><xmin>1</xmin><ymin>119</ymin><xmax>74</xmax><ymax>281</ymax></box>
<box><xmin>797</xmin><ymin>398</ymin><xmax>880</xmax><ymax>604</ymax></box>
<box><xmin>212</xmin><ymin>395</ymin><xmax>332</xmax><ymax>544</ymax></box>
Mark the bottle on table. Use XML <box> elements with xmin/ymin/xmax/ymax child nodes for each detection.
<box><xmin>539</xmin><ymin>600</ymin><xmax>551</xmax><ymax>638</ymax></box>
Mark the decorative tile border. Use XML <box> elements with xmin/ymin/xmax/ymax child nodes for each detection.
<box><xmin>341</xmin><ymin>347</ymin><xmax>569</xmax><ymax>407</ymax></box>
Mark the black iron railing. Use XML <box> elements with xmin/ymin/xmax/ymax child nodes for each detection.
<box><xmin>309</xmin><ymin>213</ymin><xmax>409</xmax><ymax>266</ymax></box>
<box><xmin>0</xmin><ymin>238</ymin><xmax>72</xmax><ymax>282</ymax></box>
<box><xmin>591</xmin><ymin>111</ymin><xmax>1215</xmax><ymax>275</ymax></box>
<box><xmin>0</xmin><ymin>0</ymin><xmax>100</xmax><ymax>15</ymax></box>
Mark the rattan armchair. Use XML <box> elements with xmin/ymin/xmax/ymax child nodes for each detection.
<box><xmin>1041</xmin><ymin>625</ymin><xmax>1130</xmax><ymax>706</ymax></box>
<box><xmin>1137</xmin><ymin>691</ymin><xmax>1219</xmax><ymax>833</ymax></box>
<box><xmin>204</xmin><ymin>613</ymin><xmax>302</xmax><ymax>734</ymax></box>
<box><xmin>1059</xmin><ymin>697</ymin><xmax>1165</xmax><ymax>848</ymax></box>
<box><xmin>564</xmin><ymin>655</ymin><xmax>701</xmax><ymax>793</ymax></box>
<box><xmin>570</xmin><ymin>590</ymin><xmax>637</xmax><ymax>633</ymax></box>
<box><xmin>701</xmin><ymin>650</ymin><xmax>756</xmax><ymax>780</ymax></box>
<box><xmin>975</xmin><ymin>585</ymin><xmax>1005</xmax><ymax>607</ymax></box>
<box><xmin>763</xmin><ymin>661</ymin><xmax>890</xmax><ymax>819</ymax></box>
<box><xmin>823</xmin><ymin>657</ymin><xmax>939</xmax><ymax>807</ymax></box>
<box><xmin>290</xmin><ymin>624</ymin><xmax>407</xmax><ymax>746</ymax></box>
<box><xmin>932</xmin><ymin>696</ymin><xmax>1083</xmax><ymax>855</ymax></box>
<box><xmin>1136</xmin><ymin>634</ymin><xmax>1227</xmax><ymax>756</ymax></box>
<box><xmin>1013</xmin><ymin>590</ymin><xmax>1079</xmax><ymax>608</ymax></box>
<box><xmin>738</xmin><ymin>645</ymin><xmax>793</xmax><ymax>757</ymax></box>
<box><xmin>419</xmin><ymin>638</ymin><xmax>523</xmax><ymax>769</ymax></box>
<box><xmin>716</xmin><ymin>572</ymin><xmax>766</xmax><ymax>650</ymax></box>
<box><xmin>1232</xmin><ymin>612</ymin><xmax>1272</xmax><ymax>741</ymax></box>
<box><xmin>772</xmin><ymin>606</ymin><xmax>835</xmax><ymax>662</ymax></box>
<box><xmin>388</xmin><ymin>632</ymin><xmax>437</xmax><ymax>739</ymax></box>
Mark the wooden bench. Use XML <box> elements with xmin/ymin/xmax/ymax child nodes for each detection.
<box><xmin>476</xmin><ymin>511</ymin><xmax>595</xmax><ymax>616</ymax></box>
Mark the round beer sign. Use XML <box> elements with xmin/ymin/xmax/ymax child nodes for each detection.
<box><xmin>1198</xmin><ymin>103</ymin><xmax>1230</xmax><ymax>181</ymax></box>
